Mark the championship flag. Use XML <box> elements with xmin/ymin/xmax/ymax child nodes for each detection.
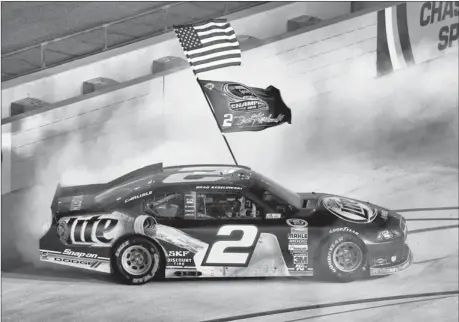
<box><xmin>174</xmin><ymin>19</ymin><xmax>242</xmax><ymax>75</ymax></box>
<box><xmin>198</xmin><ymin>79</ymin><xmax>292</xmax><ymax>133</ymax></box>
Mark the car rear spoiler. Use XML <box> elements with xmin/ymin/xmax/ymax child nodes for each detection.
<box><xmin>50</xmin><ymin>182</ymin><xmax>106</xmax><ymax>213</ymax></box>
<box><xmin>50</xmin><ymin>183</ymin><xmax>62</xmax><ymax>214</ymax></box>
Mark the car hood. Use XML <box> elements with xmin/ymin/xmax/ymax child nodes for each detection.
<box><xmin>297</xmin><ymin>192</ymin><xmax>392</xmax><ymax>225</ymax></box>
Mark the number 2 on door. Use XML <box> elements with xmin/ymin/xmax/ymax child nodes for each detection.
<box><xmin>202</xmin><ymin>225</ymin><xmax>259</xmax><ymax>266</ymax></box>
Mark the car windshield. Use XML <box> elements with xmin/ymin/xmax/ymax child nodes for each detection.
<box><xmin>253</xmin><ymin>172</ymin><xmax>302</xmax><ymax>209</ymax></box>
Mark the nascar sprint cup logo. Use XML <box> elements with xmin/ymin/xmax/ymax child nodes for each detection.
<box><xmin>223</xmin><ymin>83</ymin><xmax>267</xmax><ymax>112</ymax></box>
<box><xmin>321</xmin><ymin>196</ymin><xmax>377</xmax><ymax>224</ymax></box>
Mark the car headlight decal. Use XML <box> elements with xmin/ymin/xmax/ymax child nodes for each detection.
<box><xmin>377</xmin><ymin>229</ymin><xmax>402</xmax><ymax>240</ymax></box>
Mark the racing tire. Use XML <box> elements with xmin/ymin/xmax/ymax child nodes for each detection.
<box><xmin>320</xmin><ymin>233</ymin><xmax>368</xmax><ymax>283</ymax></box>
<box><xmin>111</xmin><ymin>235</ymin><xmax>162</xmax><ymax>285</ymax></box>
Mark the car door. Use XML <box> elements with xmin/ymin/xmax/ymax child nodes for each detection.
<box><xmin>242</xmin><ymin>189</ymin><xmax>313</xmax><ymax>276</ymax></box>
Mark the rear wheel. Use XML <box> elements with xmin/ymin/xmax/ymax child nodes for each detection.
<box><xmin>112</xmin><ymin>236</ymin><xmax>162</xmax><ymax>285</ymax></box>
<box><xmin>320</xmin><ymin>233</ymin><xmax>368</xmax><ymax>282</ymax></box>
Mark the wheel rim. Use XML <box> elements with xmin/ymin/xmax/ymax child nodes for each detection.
<box><xmin>121</xmin><ymin>245</ymin><xmax>153</xmax><ymax>276</ymax></box>
<box><xmin>332</xmin><ymin>241</ymin><xmax>363</xmax><ymax>272</ymax></box>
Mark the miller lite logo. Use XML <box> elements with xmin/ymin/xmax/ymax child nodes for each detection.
<box><xmin>57</xmin><ymin>215</ymin><xmax>119</xmax><ymax>246</ymax></box>
<box><xmin>321</xmin><ymin>196</ymin><xmax>377</xmax><ymax>224</ymax></box>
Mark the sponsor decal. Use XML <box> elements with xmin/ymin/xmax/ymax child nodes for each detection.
<box><xmin>294</xmin><ymin>254</ymin><xmax>308</xmax><ymax>271</ymax></box>
<box><xmin>286</xmin><ymin>218</ymin><xmax>308</xmax><ymax>227</ymax></box>
<box><xmin>288</xmin><ymin>245</ymin><xmax>308</xmax><ymax>253</ymax></box>
<box><xmin>287</xmin><ymin>219</ymin><xmax>309</xmax><ymax>271</ymax></box>
<box><xmin>62</xmin><ymin>249</ymin><xmax>98</xmax><ymax>259</ymax></box>
<box><xmin>205</xmin><ymin>83</ymin><xmax>215</xmax><ymax>91</ymax></box>
<box><xmin>70</xmin><ymin>196</ymin><xmax>84</xmax><ymax>211</ymax></box>
<box><xmin>223</xmin><ymin>83</ymin><xmax>268</xmax><ymax>112</ymax></box>
<box><xmin>40</xmin><ymin>251</ymin><xmax>48</xmax><ymax>260</ymax></box>
<box><xmin>380</xmin><ymin>230</ymin><xmax>394</xmax><ymax>240</ymax></box>
<box><xmin>294</xmin><ymin>255</ymin><xmax>308</xmax><ymax>265</ymax></box>
<box><xmin>266</xmin><ymin>213</ymin><xmax>281</xmax><ymax>219</ymax></box>
<box><xmin>168</xmin><ymin>258</ymin><xmax>192</xmax><ymax>264</ymax></box>
<box><xmin>168</xmin><ymin>251</ymin><xmax>190</xmax><ymax>257</ymax></box>
<box><xmin>58</xmin><ymin>215</ymin><xmax>120</xmax><ymax>246</ymax></box>
<box><xmin>288</xmin><ymin>233</ymin><xmax>308</xmax><ymax>239</ymax></box>
<box><xmin>184</xmin><ymin>192</ymin><xmax>197</xmax><ymax>217</ymax></box>
<box><xmin>321</xmin><ymin>196</ymin><xmax>377</xmax><ymax>224</ymax></box>
<box><xmin>196</xmin><ymin>185</ymin><xmax>243</xmax><ymax>191</ymax></box>
<box><xmin>374</xmin><ymin>256</ymin><xmax>388</xmax><ymax>266</ymax></box>
<box><xmin>233</xmin><ymin>112</ymin><xmax>286</xmax><ymax>126</ymax></box>
<box><xmin>125</xmin><ymin>191</ymin><xmax>152</xmax><ymax>203</ymax></box>
<box><xmin>54</xmin><ymin>257</ymin><xmax>102</xmax><ymax>269</ymax></box>
<box><xmin>328</xmin><ymin>227</ymin><xmax>360</xmax><ymax>236</ymax></box>
<box><xmin>379</xmin><ymin>209</ymin><xmax>389</xmax><ymax>221</ymax></box>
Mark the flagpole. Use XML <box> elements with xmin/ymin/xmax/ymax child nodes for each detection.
<box><xmin>196</xmin><ymin>77</ymin><xmax>239</xmax><ymax>166</ymax></box>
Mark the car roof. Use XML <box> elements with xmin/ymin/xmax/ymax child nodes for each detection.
<box><xmin>107</xmin><ymin>163</ymin><xmax>253</xmax><ymax>189</ymax></box>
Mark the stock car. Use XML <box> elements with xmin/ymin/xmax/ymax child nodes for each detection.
<box><xmin>39</xmin><ymin>163</ymin><xmax>412</xmax><ymax>284</ymax></box>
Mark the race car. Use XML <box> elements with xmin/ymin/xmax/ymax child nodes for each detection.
<box><xmin>39</xmin><ymin>163</ymin><xmax>412</xmax><ymax>284</ymax></box>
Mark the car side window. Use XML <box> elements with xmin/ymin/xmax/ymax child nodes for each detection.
<box><xmin>261</xmin><ymin>191</ymin><xmax>294</xmax><ymax>216</ymax></box>
<box><xmin>184</xmin><ymin>191</ymin><xmax>262</xmax><ymax>220</ymax></box>
<box><xmin>144</xmin><ymin>192</ymin><xmax>184</xmax><ymax>218</ymax></box>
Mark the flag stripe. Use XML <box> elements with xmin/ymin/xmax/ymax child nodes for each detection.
<box><xmin>193</xmin><ymin>57</ymin><xmax>242</xmax><ymax>71</ymax></box>
<box><xmin>194</xmin><ymin>21</ymin><xmax>229</xmax><ymax>30</ymax></box>
<box><xmin>194</xmin><ymin>37</ymin><xmax>239</xmax><ymax>48</ymax></box>
<box><xmin>197</xmin><ymin>26</ymin><xmax>234</xmax><ymax>36</ymax></box>
<box><xmin>198</xmin><ymin>30</ymin><xmax>235</xmax><ymax>41</ymax></box>
<box><xmin>187</xmin><ymin>45</ymin><xmax>240</xmax><ymax>59</ymax></box>
<box><xmin>193</xmin><ymin>61</ymin><xmax>242</xmax><ymax>74</ymax></box>
<box><xmin>188</xmin><ymin>49</ymin><xmax>241</xmax><ymax>63</ymax></box>
<box><xmin>186</xmin><ymin>40</ymin><xmax>239</xmax><ymax>56</ymax></box>
<box><xmin>191</xmin><ymin>54</ymin><xmax>242</xmax><ymax>69</ymax></box>
<box><xmin>200</xmin><ymin>34</ymin><xmax>237</xmax><ymax>44</ymax></box>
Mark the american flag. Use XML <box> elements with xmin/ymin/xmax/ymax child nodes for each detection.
<box><xmin>174</xmin><ymin>19</ymin><xmax>242</xmax><ymax>75</ymax></box>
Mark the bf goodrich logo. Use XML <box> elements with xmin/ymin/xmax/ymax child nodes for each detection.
<box><xmin>321</xmin><ymin>196</ymin><xmax>377</xmax><ymax>224</ymax></box>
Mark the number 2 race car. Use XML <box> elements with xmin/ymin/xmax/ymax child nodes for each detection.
<box><xmin>39</xmin><ymin>163</ymin><xmax>412</xmax><ymax>284</ymax></box>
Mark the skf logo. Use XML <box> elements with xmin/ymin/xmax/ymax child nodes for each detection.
<box><xmin>168</xmin><ymin>251</ymin><xmax>190</xmax><ymax>257</ymax></box>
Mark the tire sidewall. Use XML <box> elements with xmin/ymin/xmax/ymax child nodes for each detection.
<box><xmin>113</xmin><ymin>236</ymin><xmax>161</xmax><ymax>285</ymax></box>
<box><xmin>323</xmin><ymin>233</ymin><xmax>368</xmax><ymax>282</ymax></box>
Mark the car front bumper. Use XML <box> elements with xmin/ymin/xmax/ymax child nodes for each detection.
<box><xmin>369</xmin><ymin>243</ymin><xmax>412</xmax><ymax>276</ymax></box>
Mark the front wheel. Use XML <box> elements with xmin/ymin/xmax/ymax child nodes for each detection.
<box><xmin>320</xmin><ymin>233</ymin><xmax>368</xmax><ymax>282</ymax></box>
<box><xmin>112</xmin><ymin>236</ymin><xmax>162</xmax><ymax>285</ymax></box>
